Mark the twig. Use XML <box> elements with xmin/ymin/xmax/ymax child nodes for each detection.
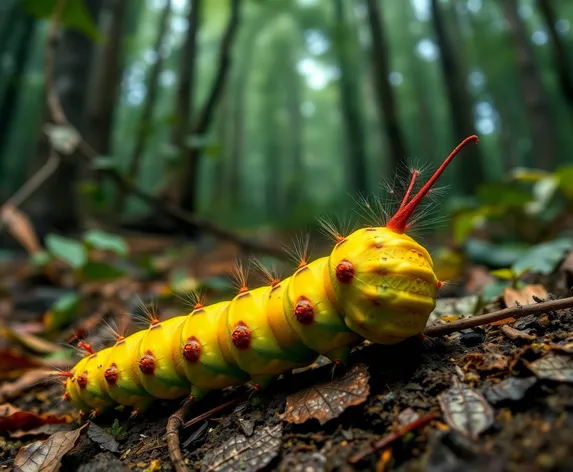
<box><xmin>423</xmin><ymin>295</ymin><xmax>573</xmax><ymax>337</ymax></box>
<box><xmin>184</xmin><ymin>397</ymin><xmax>241</xmax><ymax>428</ymax></box>
<box><xmin>166</xmin><ymin>399</ymin><xmax>192</xmax><ymax>472</ymax></box>
<box><xmin>348</xmin><ymin>411</ymin><xmax>438</xmax><ymax>463</ymax></box>
<box><xmin>45</xmin><ymin>0</ymin><xmax>68</xmax><ymax>125</ymax></box>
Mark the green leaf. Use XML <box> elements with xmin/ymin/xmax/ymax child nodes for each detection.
<box><xmin>45</xmin><ymin>293</ymin><xmax>81</xmax><ymax>331</ymax></box>
<box><xmin>482</xmin><ymin>281</ymin><xmax>510</xmax><ymax>301</ymax></box>
<box><xmin>512</xmin><ymin>238</ymin><xmax>573</xmax><ymax>275</ymax></box>
<box><xmin>476</xmin><ymin>182</ymin><xmax>532</xmax><ymax>208</ymax></box>
<box><xmin>111</xmin><ymin>419</ymin><xmax>123</xmax><ymax>437</ymax></box>
<box><xmin>490</xmin><ymin>268</ymin><xmax>515</xmax><ymax>280</ymax></box>
<box><xmin>453</xmin><ymin>211</ymin><xmax>485</xmax><ymax>245</ymax></box>
<box><xmin>91</xmin><ymin>156</ymin><xmax>117</xmax><ymax>171</ymax></box>
<box><xmin>22</xmin><ymin>0</ymin><xmax>102</xmax><ymax>41</ymax></box>
<box><xmin>555</xmin><ymin>165</ymin><xmax>573</xmax><ymax>198</ymax></box>
<box><xmin>45</xmin><ymin>234</ymin><xmax>87</xmax><ymax>269</ymax></box>
<box><xmin>83</xmin><ymin>230</ymin><xmax>128</xmax><ymax>257</ymax></box>
<box><xmin>30</xmin><ymin>251</ymin><xmax>52</xmax><ymax>268</ymax></box>
<box><xmin>81</xmin><ymin>261</ymin><xmax>126</xmax><ymax>281</ymax></box>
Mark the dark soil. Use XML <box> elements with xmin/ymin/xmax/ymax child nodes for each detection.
<box><xmin>3</xmin><ymin>304</ymin><xmax>573</xmax><ymax>471</ymax></box>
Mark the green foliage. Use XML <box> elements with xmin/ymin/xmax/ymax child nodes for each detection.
<box><xmin>83</xmin><ymin>230</ymin><xmax>129</xmax><ymax>257</ymax></box>
<box><xmin>111</xmin><ymin>419</ymin><xmax>123</xmax><ymax>437</ymax></box>
<box><xmin>45</xmin><ymin>292</ymin><xmax>82</xmax><ymax>331</ymax></box>
<box><xmin>512</xmin><ymin>238</ymin><xmax>573</xmax><ymax>275</ymax></box>
<box><xmin>45</xmin><ymin>234</ymin><xmax>87</xmax><ymax>269</ymax></box>
<box><xmin>21</xmin><ymin>0</ymin><xmax>101</xmax><ymax>40</ymax></box>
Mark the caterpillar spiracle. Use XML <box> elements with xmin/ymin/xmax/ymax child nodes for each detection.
<box><xmin>62</xmin><ymin>136</ymin><xmax>478</xmax><ymax>416</ymax></box>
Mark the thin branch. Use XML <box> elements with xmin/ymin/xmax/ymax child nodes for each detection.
<box><xmin>423</xmin><ymin>295</ymin><xmax>573</xmax><ymax>337</ymax></box>
<box><xmin>45</xmin><ymin>0</ymin><xmax>68</xmax><ymax>126</ymax></box>
<box><xmin>166</xmin><ymin>399</ymin><xmax>192</xmax><ymax>472</ymax></box>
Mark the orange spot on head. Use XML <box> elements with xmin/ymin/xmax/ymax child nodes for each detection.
<box><xmin>336</xmin><ymin>260</ymin><xmax>355</xmax><ymax>284</ymax></box>
<box><xmin>335</xmin><ymin>235</ymin><xmax>345</xmax><ymax>244</ymax></box>
<box><xmin>294</xmin><ymin>297</ymin><xmax>314</xmax><ymax>325</ymax></box>
<box><xmin>232</xmin><ymin>322</ymin><xmax>251</xmax><ymax>350</ymax></box>
<box><xmin>116</xmin><ymin>335</ymin><xmax>125</xmax><ymax>343</ymax></box>
<box><xmin>437</xmin><ymin>280</ymin><xmax>444</xmax><ymax>289</ymax></box>
<box><xmin>77</xmin><ymin>372</ymin><xmax>88</xmax><ymax>389</ymax></box>
<box><xmin>104</xmin><ymin>363</ymin><xmax>119</xmax><ymax>385</ymax></box>
<box><xmin>150</xmin><ymin>318</ymin><xmax>160</xmax><ymax>327</ymax></box>
<box><xmin>139</xmin><ymin>351</ymin><xmax>155</xmax><ymax>375</ymax></box>
<box><xmin>193</xmin><ymin>303</ymin><xmax>204</xmax><ymax>310</ymax></box>
<box><xmin>297</xmin><ymin>260</ymin><xmax>307</xmax><ymax>269</ymax></box>
<box><xmin>183</xmin><ymin>337</ymin><xmax>201</xmax><ymax>363</ymax></box>
<box><xmin>238</xmin><ymin>286</ymin><xmax>248</xmax><ymax>294</ymax></box>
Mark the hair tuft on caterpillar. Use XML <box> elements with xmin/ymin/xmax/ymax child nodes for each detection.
<box><xmin>60</xmin><ymin>136</ymin><xmax>479</xmax><ymax>415</ymax></box>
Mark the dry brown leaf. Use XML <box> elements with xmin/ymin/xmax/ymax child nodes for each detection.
<box><xmin>503</xmin><ymin>284</ymin><xmax>548</xmax><ymax>308</ymax></box>
<box><xmin>0</xmin><ymin>369</ymin><xmax>55</xmax><ymax>403</ymax></box>
<box><xmin>438</xmin><ymin>377</ymin><xmax>494</xmax><ymax>439</ymax></box>
<box><xmin>0</xmin><ymin>205</ymin><xmax>42</xmax><ymax>254</ymax></box>
<box><xmin>0</xmin><ymin>348</ymin><xmax>48</xmax><ymax>375</ymax></box>
<box><xmin>528</xmin><ymin>354</ymin><xmax>573</xmax><ymax>383</ymax></box>
<box><xmin>0</xmin><ymin>403</ymin><xmax>71</xmax><ymax>432</ymax></box>
<box><xmin>201</xmin><ymin>424</ymin><xmax>282</xmax><ymax>472</ymax></box>
<box><xmin>501</xmin><ymin>325</ymin><xmax>536</xmax><ymax>342</ymax></box>
<box><xmin>280</xmin><ymin>363</ymin><xmax>370</xmax><ymax>425</ymax></box>
<box><xmin>13</xmin><ymin>424</ymin><xmax>86</xmax><ymax>472</ymax></box>
<box><xmin>10</xmin><ymin>423</ymin><xmax>77</xmax><ymax>439</ymax></box>
<box><xmin>2</xmin><ymin>327</ymin><xmax>62</xmax><ymax>355</ymax></box>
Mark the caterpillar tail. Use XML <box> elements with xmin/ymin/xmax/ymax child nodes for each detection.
<box><xmin>64</xmin><ymin>136</ymin><xmax>478</xmax><ymax>414</ymax></box>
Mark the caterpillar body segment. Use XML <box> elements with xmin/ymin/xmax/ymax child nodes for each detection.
<box><xmin>64</xmin><ymin>136</ymin><xmax>479</xmax><ymax>415</ymax></box>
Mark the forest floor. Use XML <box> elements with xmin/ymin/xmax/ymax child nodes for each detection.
<box><xmin>1</xmin><ymin>234</ymin><xmax>573</xmax><ymax>471</ymax></box>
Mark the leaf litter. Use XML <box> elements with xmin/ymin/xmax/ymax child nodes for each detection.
<box><xmin>280</xmin><ymin>363</ymin><xmax>370</xmax><ymax>425</ymax></box>
<box><xmin>201</xmin><ymin>424</ymin><xmax>283</xmax><ymax>472</ymax></box>
<box><xmin>438</xmin><ymin>377</ymin><xmax>494</xmax><ymax>439</ymax></box>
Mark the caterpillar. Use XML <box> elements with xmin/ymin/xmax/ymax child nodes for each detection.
<box><xmin>61</xmin><ymin>136</ymin><xmax>478</xmax><ymax>416</ymax></box>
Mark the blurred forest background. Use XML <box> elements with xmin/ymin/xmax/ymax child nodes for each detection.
<box><xmin>1</xmin><ymin>0</ymin><xmax>573</xmax><ymax>261</ymax></box>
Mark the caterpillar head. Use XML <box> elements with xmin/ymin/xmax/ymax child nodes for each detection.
<box><xmin>328</xmin><ymin>136</ymin><xmax>478</xmax><ymax>344</ymax></box>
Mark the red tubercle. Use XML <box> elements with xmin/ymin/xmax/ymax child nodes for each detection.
<box><xmin>77</xmin><ymin>372</ymin><xmax>88</xmax><ymax>389</ymax></box>
<box><xmin>77</xmin><ymin>341</ymin><xmax>95</xmax><ymax>355</ymax></box>
<box><xmin>139</xmin><ymin>351</ymin><xmax>156</xmax><ymax>375</ymax></box>
<box><xmin>104</xmin><ymin>364</ymin><xmax>119</xmax><ymax>385</ymax></box>
<box><xmin>183</xmin><ymin>337</ymin><xmax>201</xmax><ymax>363</ymax></box>
<box><xmin>387</xmin><ymin>135</ymin><xmax>479</xmax><ymax>234</ymax></box>
<box><xmin>336</xmin><ymin>260</ymin><xmax>355</xmax><ymax>284</ymax></box>
<box><xmin>58</xmin><ymin>371</ymin><xmax>73</xmax><ymax>378</ymax></box>
<box><xmin>437</xmin><ymin>280</ymin><xmax>444</xmax><ymax>289</ymax></box>
<box><xmin>232</xmin><ymin>322</ymin><xmax>251</xmax><ymax>350</ymax></box>
<box><xmin>294</xmin><ymin>297</ymin><xmax>314</xmax><ymax>325</ymax></box>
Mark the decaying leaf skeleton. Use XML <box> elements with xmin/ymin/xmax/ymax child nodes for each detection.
<box><xmin>60</xmin><ymin>136</ymin><xmax>479</xmax><ymax>416</ymax></box>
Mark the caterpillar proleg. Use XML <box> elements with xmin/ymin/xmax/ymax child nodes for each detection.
<box><xmin>62</xmin><ymin>136</ymin><xmax>479</xmax><ymax>415</ymax></box>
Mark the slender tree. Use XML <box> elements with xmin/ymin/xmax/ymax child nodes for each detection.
<box><xmin>0</xmin><ymin>13</ymin><xmax>36</xmax><ymax>164</ymax></box>
<box><xmin>430</xmin><ymin>0</ymin><xmax>484</xmax><ymax>193</ymax></box>
<box><xmin>501</xmin><ymin>0</ymin><xmax>557</xmax><ymax>169</ymax></box>
<box><xmin>537</xmin><ymin>0</ymin><xmax>573</xmax><ymax>110</ymax></box>
<box><xmin>115</xmin><ymin>0</ymin><xmax>172</xmax><ymax>213</ymax></box>
<box><xmin>178</xmin><ymin>0</ymin><xmax>241</xmax><ymax>214</ymax></box>
<box><xmin>85</xmin><ymin>0</ymin><xmax>129</xmax><ymax>155</ymax></box>
<box><xmin>364</xmin><ymin>0</ymin><xmax>408</xmax><ymax>173</ymax></box>
<box><xmin>332</xmin><ymin>0</ymin><xmax>369</xmax><ymax>196</ymax></box>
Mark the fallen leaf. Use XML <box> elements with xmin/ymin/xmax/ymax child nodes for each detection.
<box><xmin>0</xmin><ymin>403</ymin><xmax>71</xmax><ymax>432</ymax></box>
<box><xmin>280</xmin><ymin>363</ymin><xmax>370</xmax><ymax>425</ymax></box>
<box><xmin>13</xmin><ymin>424</ymin><xmax>86</xmax><ymax>472</ymax></box>
<box><xmin>0</xmin><ymin>349</ymin><xmax>48</xmax><ymax>374</ymax></box>
<box><xmin>501</xmin><ymin>325</ymin><xmax>536</xmax><ymax>342</ymax></box>
<box><xmin>483</xmin><ymin>377</ymin><xmax>537</xmax><ymax>405</ymax></box>
<box><xmin>0</xmin><ymin>205</ymin><xmax>42</xmax><ymax>254</ymax></box>
<box><xmin>0</xmin><ymin>369</ymin><xmax>54</xmax><ymax>402</ymax></box>
<box><xmin>201</xmin><ymin>424</ymin><xmax>282</xmax><ymax>472</ymax></box>
<box><xmin>87</xmin><ymin>421</ymin><xmax>119</xmax><ymax>453</ymax></box>
<box><xmin>503</xmin><ymin>284</ymin><xmax>547</xmax><ymax>308</ymax></box>
<box><xmin>438</xmin><ymin>377</ymin><xmax>494</xmax><ymax>439</ymax></box>
<box><xmin>10</xmin><ymin>423</ymin><xmax>77</xmax><ymax>439</ymax></box>
<box><xmin>2</xmin><ymin>327</ymin><xmax>62</xmax><ymax>355</ymax></box>
<box><xmin>142</xmin><ymin>459</ymin><xmax>162</xmax><ymax>472</ymax></box>
<box><xmin>528</xmin><ymin>354</ymin><xmax>573</xmax><ymax>383</ymax></box>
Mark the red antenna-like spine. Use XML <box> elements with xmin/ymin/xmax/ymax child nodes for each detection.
<box><xmin>386</xmin><ymin>135</ymin><xmax>479</xmax><ymax>233</ymax></box>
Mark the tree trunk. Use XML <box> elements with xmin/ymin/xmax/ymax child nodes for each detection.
<box><xmin>501</xmin><ymin>0</ymin><xmax>557</xmax><ymax>170</ymax></box>
<box><xmin>25</xmin><ymin>0</ymin><xmax>103</xmax><ymax>234</ymax></box>
<box><xmin>0</xmin><ymin>14</ymin><xmax>36</xmax><ymax>169</ymax></box>
<box><xmin>178</xmin><ymin>0</ymin><xmax>241</xmax><ymax>214</ymax></box>
<box><xmin>364</xmin><ymin>0</ymin><xmax>408</xmax><ymax>173</ymax></box>
<box><xmin>333</xmin><ymin>0</ymin><xmax>369</xmax><ymax>196</ymax></box>
<box><xmin>430</xmin><ymin>0</ymin><xmax>484</xmax><ymax>194</ymax></box>
<box><xmin>115</xmin><ymin>0</ymin><xmax>171</xmax><ymax>213</ymax></box>
<box><xmin>85</xmin><ymin>0</ymin><xmax>129</xmax><ymax>154</ymax></box>
<box><xmin>537</xmin><ymin>0</ymin><xmax>573</xmax><ymax>110</ymax></box>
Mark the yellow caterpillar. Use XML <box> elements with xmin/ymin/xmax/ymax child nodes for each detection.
<box><xmin>61</xmin><ymin>136</ymin><xmax>478</xmax><ymax>415</ymax></box>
